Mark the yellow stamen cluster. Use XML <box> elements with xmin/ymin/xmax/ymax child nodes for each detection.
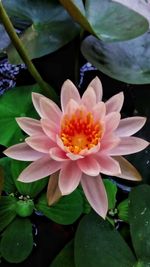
<box><xmin>60</xmin><ymin>109</ymin><xmax>104</xmax><ymax>154</ymax></box>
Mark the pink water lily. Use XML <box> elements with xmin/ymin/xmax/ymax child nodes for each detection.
<box><xmin>4</xmin><ymin>77</ymin><xmax>149</xmax><ymax>218</ymax></box>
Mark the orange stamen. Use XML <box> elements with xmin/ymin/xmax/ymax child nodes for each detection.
<box><xmin>60</xmin><ymin>109</ymin><xmax>104</xmax><ymax>154</ymax></box>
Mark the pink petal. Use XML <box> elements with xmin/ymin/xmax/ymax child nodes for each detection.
<box><xmin>104</xmin><ymin>112</ymin><xmax>121</xmax><ymax>134</ymax></box>
<box><xmin>87</xmin><ymin>76</ymin><xmax>103</xmax><ymax>102</ymax></box>
<box><xmin>66</xmin><ymin>152</ymin><xmax>84</xmax><ymax>160</ymax></box>
<box><xmin>113</xmin><ymin>156</ymin><xmax>142</xmax><ymax>181</ymax></box>
<box><xmin>59</xmin><ymin>161</ymin><xmax>82</xmax><ymax>195</ymax></box>
<box><xmin>56</xmin><ymin>135</ymin><xmax>67</xmax><ymax>152</ymax></box>
<box><xmin>47</xmin><ymin>171</ymin><xmax>62</xmax><ymax>206</ymax></box>
<box><xmin>25</xmin><ymin>135</ymin><xmax>55</xmax><ymax>153</ymax></box>
<box><xmin>105</xmin><ymin>92</ymin><xmax>124</xmax><ymax>114</ymax></box>
<box><xmin>40</xmin><ymin>97</ymin><xmax>62</xmax><ymax>123</ymax></box>
<box><xmin>61</xmin><ymin>79</ymin><xmax>81</xmax><ymax>113</ymax></box>
<box><xmin>32</xmin><ymin>92</ymin><xmax>46</xmax><ymax>117</ymax></box>
<box><xmin>80</xmin><ymin>143</ymin><xmax>100</xmax><ymax>156</ymax></box>
<box><xmin>92</xmin><ymin>101</ymin><xmax>106</xmax><ymax>121</ymax></box>
<box><xmin>81</xmin><ymin>174</ymin><xmax>108</xmax><ymax>218</ymax></box>
<box><xmin>65</xmin><ymin>99</ymin><xmax>79</xmax><ymax>115</ymax></box>
<box><xmin>16</xmin><ymin>117</ymin><xmax>43</xmax><ymax>136</ymax></box>
<box><xmin>115</xmin><ymin>117</ymin><xmax>147</xmax><ymax>137</ymax></box>
<box><xmin>81</xmin><ymin>86</ymin><xmax>96</xmax><ymax>110</ymax></box>
<box><xmin>3</xmin><ymin>143</ymin><xmax>44</xmax><ymax>161</ymax></box>
<box><xmin>95</xmin><ymin>154</ymin><xmax>121</xmax><ymax>175</ymax></box>
<box><xmin>18</xmin><ymin>156</ymin><xmax>61</xmax><ymax>182</ymax></box>
<box><xmin>77</xmin><ymin>156</ymin><xmax>100</xmax><ymax>176</ymax></box>
<box><xmin>109</xmin><ymin>136</ymin><xmax>149</xmax><ymax>155</ymax></box>
<box><xmin>41</xmin><ymin>118</ymin><xmax>59</xmax><ymax>142</ymax></box>
<box><xmin>100</xmin><ymin>134</ymin><xmax>120</xmax><ymax>152</ymax></box>
<box><xmin>49</xmin><ymin>147</ymin><xmax>68</xmax><ymax>161</ymax></box>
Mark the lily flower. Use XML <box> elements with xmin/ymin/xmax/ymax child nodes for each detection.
<box><xmin>4</xmin><ymin>77</ymin><xmax>149</xmax><ymax>218</ymax></box>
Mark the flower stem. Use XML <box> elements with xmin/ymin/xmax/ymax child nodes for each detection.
<box><xmin>0</xmin><ymin>1</ymin><xmax>58</xmax><ymax>102</ymax></box>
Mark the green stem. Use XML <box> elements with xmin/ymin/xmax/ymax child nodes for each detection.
<box><xmin>0</xmin><ymin>1</ymin><xmax>58</xmax><ymax>102</ymax></box>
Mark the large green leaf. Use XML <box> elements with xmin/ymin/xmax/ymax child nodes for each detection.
<box><xmin>74</xmin><ymin>212</ymin><xmax>136</xmax><ymax>267</ymax></box>
<box><xmin>36</xmin><ymin>189</ymin><xmax>83</xmax><ymax>225</ymax></box>
<box><xmin>60</xmin><ymin>0</ymin><xmax>148</xmax><ymax>42</ymax></box>
<box><xmin>113</xmin><ymin>0</ymin><xmax>150</xmax><ymax>24</ymax></box>
<box><xmin>59</xmin><ymin>0</ymin><xmax>94</xmax><ymax>34</ymax></box>
<box><xmin>81</xmin><ymin>33</ymin><xmax>150</xmax><ymax>84</ymax></box>
<box><xmin>0</xmin><ymin>217</ymin><xmax>33</xmax><ymax>263</ymax></box>
<box><xmin>0</xmin><ymin>157</ymin><xmax>16</xmax><ymax>194</ymax></box>
<box><xmin>2</xmin><ymin>0</ymin><xmax>80</xmax><ymax>63</ymax></box>
<box><xmin>50</xmin><ymin>240</ymin><xmax>75</xmax><ymax>267</ymax></box>
<box><xmin>103</xmin><ymin>179</ymin><xmax>117</xmax><ymax>210</ymax></box>
<box><xmin>0</xmin><ymin>196</ymin><xmax>17</xmax><ymax>232</ymax></box>
<box><xmin>129</xmin><ymin>185</ymin><xmax>150</xmax><ymax>261</ymax></box>
<box><xmin>85</xmin><ymin>0</ymin><xmax>148</xmax><ymax>42</ymax></box>
<box><xmin>0</xmin><ymin>84</ymin><xmax>42</xmax><ymax>147</ymax></box>
<box><xmin>11</xmin><ymin>160</ymin><xmax>48</xmax><ymax>198</ymax></box>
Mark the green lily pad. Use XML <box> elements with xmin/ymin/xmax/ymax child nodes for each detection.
<box><xmin>129</xmin><ymin>185</ymin><xmax>150</xmax><ymax>261</ymax></box>
<box><xmin>50</xmin><ymin>240</ymin><xmax>75</xmax><ymax>267</ymax></box>
<box><xmin>0</xmin><ymin>196</ymin><xmax>17</xmax><ymax>232</ymax></box>
<box><xmin>104</xmin><ymin>179</ymin><xmax>117</xmax><ymax>210</ymax></box>
<box><xmin>60</xmin><ymin>0</ymin><xmax>148</xmax><ymax>42</ymax></box>
<box><xmin>11</xmin><ymin>160</ymin><xmax>48</xmax><ymax>198</ymax></box>
<box><xmin>0</xmin><ymin>84</ymin><xmax>42</xmax><ymax>147</ymax></box>
<box><xmin>36</xmin><ymin>189</ymin><xmax>83</xmax><ymax>225</ymax></box>
<box><xmin>0</xmin><ymin>157</ymin><xmax>16</xmax><ymax>194</ymax></box>
<box><xmin>74</xmin><ymin>211</ymin><xmax>136</xmax><ymax>267</ymax></box>
<box><xmin>81</xmin><ymin>32</ymin><xmax>150</xmax><ymax>84</ymax></box>
<box><xmin>118</xmin><ymin>198</ymin><xmax>129</xmax><ymax>223</ymax></box>
<box><xmin>85</xmin><ymin>0</ymin><xmax>148</xmax><ymax>42</ymax></box>
<box><xmin>2</xmin><ymin>0</ymin><xmax>80</xmax><ymax>63</ymax></box>
<box><xmin>0</xmin><ymin>217</ymin><xmax>33</xmax><ymax>263</ymax></box>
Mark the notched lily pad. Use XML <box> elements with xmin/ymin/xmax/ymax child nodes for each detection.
<box><xmin>81</xmin><ymin>32</ymin><xmax>150</xmax><ymax>84</ymax></box>
<box><xmin>2</xmin><ymin>0</ymin><xmax>80</xmax><ymax>63</ymax></box>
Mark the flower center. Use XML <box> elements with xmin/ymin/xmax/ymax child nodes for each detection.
<box><xmin>60</xmin><ymin>109</ymin><xmax>104</xmax><ymax>154</ymax></box>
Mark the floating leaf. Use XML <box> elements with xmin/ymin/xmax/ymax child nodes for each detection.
<box><xmin>129</xmin><ymin>185</ymin><xmax>150</xmax><ymax>261</ymax></box>
<box><xmin>0</xmin><ymin>165</ymin><xmax>4</xmax><ymax>196</ymax></box>
<box><xmin>50</xmin><ymin>240</ymin><xmax>75</xmax><ymax>267</ymax></box>
<box><xmin>11</xmin><ymin>160</ymin><xmax>48</xmax><ymax>198</ymax></box>
<box><xmin>85</xmin><ymin>0</ymin><xmax>148</xmax><ymax>42</ymax></box>
<box><xmin>0</xmin><ymin>196</ymin><xmax>17</xmax><ymax>232</ymax></box>
<box><xmin>59</xmin><ymin>0</ymin><xmax>94</xmax><ymax>33</ymax></box>
<box><xmin>0</xmin><ymin>157</ymin><xmax>16</xmax><ymax>194</ymax></box>
<box><xmin>103</xmin><ymin>179</ymin><xmax>117</xmax><ymax>210</ymax></box>
<box><xmin>0</xmin><ymin>84</ymin><xmax>42</xmax><ymax>147</ymax></box>
<box><xmin>74</xmin><ymin>211</ymin><xmax>136</xmax><ymax>267</ymax></box>
<box><xmin>0</xmin><ymin>217</ymin><xmax>33</xmax><ymax>263</ymax></box>
<box><xmin>3</xmin><ymin>0</ymin><xmax>80</xmax><ymax>63</ymax></box>
<box><xmin>60</xmin><ymin>0</ymin><xmax>148</xmax><ymax>42</ymax></box>
<box><xmin>81</xmin><ymin>33</ymin><xmax>150</xmax><ymax>84</ymax></box>
<box><xmin>36</xmin><ymin>190</ymin><xmax>83</xmax><ymax>225</ymax></box>
<box><xmin>118</xmin><ymin>198</ymin><xmax>129</xmax><ymax>223</ymax></box>
<box><xmin>113</xmin><ymin>0</ymin><xmax>150</xmax><ymax>24</ymax></box>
